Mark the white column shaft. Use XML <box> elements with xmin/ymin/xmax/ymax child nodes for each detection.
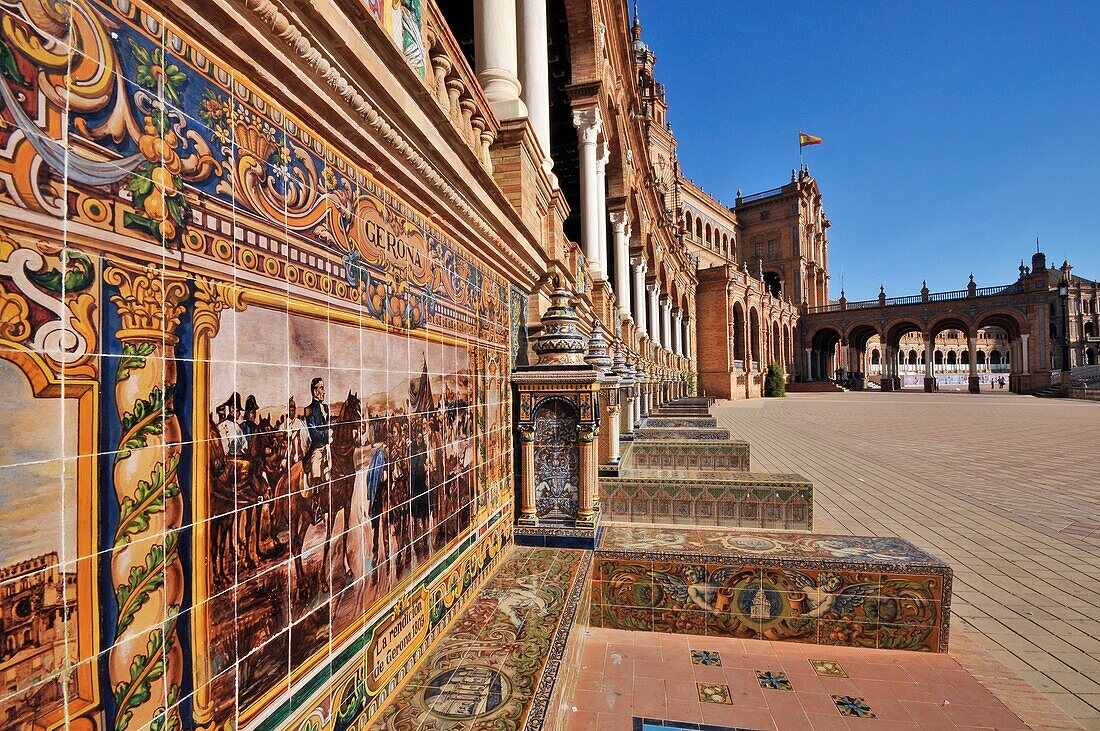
<box><xmin>574</xmin><ymin>109</ymin><xmax>602</xmax><ymax>280</ymax></box>
<box><xmin>661</xmin><ymin>302</ymin><xmax>672</xmax><ymax>351</ymax></box>
<box><xmin>518</xmin><ymin>0</ymin><xmax>550</xmax><ymax>163</ymax></box>
<box><xmin>1021</xmin><ymin>333</ymin><xmax>1030</xmax><ymax>374</ymax></box>
<box><xmin>474</xmin><ymin>0</ymin><xmax>526</xmax><ymax>119</ymax></box>
<box><xmin>632</xmin><ymin>261</ymin><xmax>647</xmax><ymax>334</ymax></box>
<box><xmin>594</xmin><ymin>142</ymin><xmax>609</xmax><ymax>281</ymax></box>
<box><xmin>647</xmin><ymin>286</ymin><xmax>660</xmax><ymax>347</ymax></box>
<box><xmin>611</xmin><ymin>215</ymin><xmax>631</xmax><ymax>318</ymax></box>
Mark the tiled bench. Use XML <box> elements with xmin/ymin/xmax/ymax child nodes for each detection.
<box><xmin>619</xmin><ymin>439</ymin><xmax>750</xmax><ymax>475</ymax></box>
<box><xmin>633</xmin><ymin>427</ymin><xmax>732</xmax><ymax>441</ymax></box>
<box><xmin>599</xmin><ymin>473</ymin><xmax>813</xmax><ymax>530</ymax></box>
<box><xmin>643</xmin><ymin>416</ymin><xmax>720</xmax><ymax>428</ymax></box>
<box><xmin>590</xmin><ymin>525</ymin><xmax>952</xmax><ymax>653</ymax></box>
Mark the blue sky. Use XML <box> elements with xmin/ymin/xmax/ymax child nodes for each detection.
<box><xmin>639</xmin><ymin>1</ymin><xmax>1100</xmax><ymax>299</ymax></box>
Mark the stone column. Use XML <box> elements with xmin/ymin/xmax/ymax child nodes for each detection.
<box><xmin>577</xmin><ymin>427</ymin><xmax>597</xmax><ymax>524</ymax></box>
<box><xmin>474</xmin><ymin>0</ymin><xmax>527</xmax><ymax>119</ymax></box>
<box><xmin>672</xmin><ymin>311</ymin><xmax>683</xmax><ymax>355</ymax></box>
<box><xmin>1021</xmin><ymin>333</ymin><xmax>1030</xmax><ymax>374</ymax></box>
<box><xmin>805</xmin><ymin>348</ymin><xmax>813</xmax><ymax>380</ymax></box>
<box><xmin>661</xmin><ymin>298</ymin><xmax>672</xmax><ymax>353</ymax></box>
<box><xmin>684</xmin><ymin>316</ymin><xmax>692</xmax><ymax>359</ymax></box>
<box><xmin>647</xmin><ymin>284</ymin><xmax>660</xmax><ymax>348</ymax></box>
<box><xmin>518</xmin><ymin>0</ymin><xmax>551</xmax><ymax>170</ymax></box>
<box><xmin>923</xmin><ymin>336</ymin><xmax>935</xmax><ymax>392</ymax></box>
<box><xmin>606</xmin><ymin>402</ymin><xmax>620</xmax><ymax>464</ymax></box>
<box><xmin>632</xmin><ymin>258</ymin><xmax>647</xmax><ymax>335</ymax></box>
<box><xmin>611</xmin><ymin>213</ymin><xmax>631</xmax><ymax>320</ymax></box>
<box><xmin>967</xmin><ymin>332</ymin><xmax>980</xmax><ymax>393</ymax></box>
<box><xmin>574</xmin><ymin>107</ymin><xmax>603</xmax><ymax>281</ymax></box>
<box><xmin>518</xmin><ymin>427</ymin><xmax>537</xmax><ymax>524</ymax></box>
<box><xmin>621</xmin><ymin>387</ymin><xmax>634</xmax><ymax>438</ymax></box>
<box><xmin>595</xmin><ymin>141</ymin><xmax>610</xmax><ymax>280</ymax></box>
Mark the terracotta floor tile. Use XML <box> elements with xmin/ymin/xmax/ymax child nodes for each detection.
<box><xmin>797</xmin><ymin>690</ymin><xmax>846</xmax><ymax>716</ymax></box>
<box><xmin>805</xmin><ymin>712</ymin><xmax>853</xmax><ymax>731</ymax></box>
<box><xmin>942</xmin><ymin>703</ymin><xmax>1028</xmax><ymax>729</ymax></box>
<box><xmin>566</xmin><ymin>709</ymin><xmax>602</xmax><ymax>731</ymax></box>
<box><xmin>594</xmin><ymin>711</ymin><xmax>636</xmax><ymax>731</ymax></box>
<box><xmin>573</xmin><ymin>687</ymin><xmax>631</xmax><ymax>716</ymax></box>
<box><xmin>898</xmin><ymin>701</ymin><xmax>958</xmax><ymax>729</ymax></box>
<box><xmin>701</xmin><ymin>702</ymin><xmax>778</xmax><ymax>729</ymax></box>
<box><xmin>665</xmin><ymin>678</ymin><xmax>701</xmax><ymax>701</ymax></box>
<box><xmin>664</xmin><ymin>697</ymin><xmax>703</xmax><ymax>723</ymax></box>
<box><xmin>631</xmin><ymin>689</ymin><xmax>666</xmax><ymax>718</ymax></box>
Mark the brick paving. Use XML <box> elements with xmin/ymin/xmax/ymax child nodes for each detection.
<box><xmin>714</xmin><ymin>392</ymin><xmax>1100</xmax><ymax>728</ymax></box>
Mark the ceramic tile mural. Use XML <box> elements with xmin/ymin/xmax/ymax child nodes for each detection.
<box><xmin>591</xmin><ymin>526</ymin><xmax>952</xmax><ymax>652</ymax></box>
<box><xmin>0</xmin><ymin>0</ymin><xmax>515</xmax><ymax>728</ymax></box>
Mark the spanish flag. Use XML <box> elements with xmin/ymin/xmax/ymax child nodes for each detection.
<box><xmin>799</xmin><ymin>132</ymin><xmax>823</xmax><ymax>147</ymax></box>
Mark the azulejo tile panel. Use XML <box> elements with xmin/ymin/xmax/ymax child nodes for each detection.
<box><xmin>372</xmin><ymin>547</ymin><xmax>585</xmax><ymax>730</ymax></box>
<box><xmin>600</xmin><ymin>474</ymin><xmax>813</xmax><ymax>530</ymax></box>
<box><xmin>619</xmin><ymin>440</ymin><xmax>751</xmax><ymax>474</ymax></box>
<box><xmin>590</xmin><ymin>526</ymin><xmax>952</xmax><ymax>652</ymax></box>
<box><xmin>0</xmin><ymin>0</ymin><xmax>518</xmax><ymax>728</ymax></box>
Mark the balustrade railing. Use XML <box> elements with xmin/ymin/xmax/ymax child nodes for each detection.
<box><xmin>425</xmin><ymin>4</ymin><xmax>498</xmax><ymax>172</ymax></box>
<box><xmin>737</xmin><ymin>186</ymin><xmax>786</xmax><ymax>204</ymax></box>
<box><xmin>806</xmin><ymin>281</ymin><xmax>1023</xmax><ymax>314</ymax></box>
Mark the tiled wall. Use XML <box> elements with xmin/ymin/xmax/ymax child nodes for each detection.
<box><xmin>0</xmin><ymin>0</ymin><xmax>515</xmax><ymax>728</ymax></box>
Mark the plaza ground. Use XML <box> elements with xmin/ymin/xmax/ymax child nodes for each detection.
<box><xmin>711</xmin><ymin>391</ymin><xmax>1100</xmax><ymax>728</ymax></box>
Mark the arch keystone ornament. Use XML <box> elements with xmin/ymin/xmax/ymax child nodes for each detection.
<box><xmin>512</xmin><ymin>280</ymin><xmax>602</xmax><ymax>547</ymax></box>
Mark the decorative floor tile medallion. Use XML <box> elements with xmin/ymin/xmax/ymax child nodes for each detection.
<box><xmin>755</xmin><ymin>670</ymin><xmax>793</xmax><ymax>691</ymax></box>
<box><xmin>809</xmin><ymin>659</ymin><xmax>848</xmax><ymax>677</ymax></box>
<box><xmin>691</xmin><ymin>649</ymin><xmax>723</xmax><ymax>666</ymax></box>
<box><xmin>832</xmin><ymin>695</ymin><xmax>877</xmax><ymax>718</ymax></box>
<box><xmin>697</xmin><ymin>682</ymin><xmax>734</xmax><ymax>704</ymax></box>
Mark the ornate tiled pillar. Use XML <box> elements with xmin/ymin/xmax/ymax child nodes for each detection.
<box><xmin>577</xmin><ymin>426</ymin><xmax>597</xmax><ymax>525</ymax></box>
<box><xmin>103</xmin><ymin>263</ymin><xmax>188</xmax><ymax>731</ymax></box>
<box><xmin>518</xmin><ymin>426</ymin><xmax>537</xmax><ymax>525</ymax></box>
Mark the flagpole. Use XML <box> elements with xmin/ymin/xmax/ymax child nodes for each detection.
<box><xmin>798</xmin><ymin>132</ymin><xmax>803</xmax><ymax>170</ymax></box>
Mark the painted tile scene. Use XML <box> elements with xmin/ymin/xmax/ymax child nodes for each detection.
<box><xmin>0</xmin><ymin>0</ymin><xmax>1096</xmax><ymax>730</ymax></box>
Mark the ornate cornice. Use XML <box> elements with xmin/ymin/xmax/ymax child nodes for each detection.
<box><xmin>237</xmin><ymin>0</ymin><xmax>540</xmax><ymax>284</ymax></box>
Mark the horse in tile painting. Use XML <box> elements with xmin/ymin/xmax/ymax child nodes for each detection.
<box><xmin>288</xmin><ymin>390</ymin><xmax>361</xmax><ymax>602</ymax></box>
<box><xmin>208</xmin><ymin>415</ymin><xmax>285</xmax><ymax>587</ymax></box>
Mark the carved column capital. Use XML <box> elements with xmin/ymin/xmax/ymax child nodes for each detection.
<box><xmin>572</xmin><ymin>106</ymin><xmax>602</xmax><ymax>145</ymax></box>
<box><xmin>609</xmin><ymin>210</ymin><xmax>629</xmax><ymax>232</ymax></box>
<box><xmin>193</xmin><ymin>278</ymin><xmax>244</xmax><ymax>342</ymax></box>
<box><xmin>104</xmin><ymin>263</ymin><xmax>188</xmax><ymax>344</ymax></box>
